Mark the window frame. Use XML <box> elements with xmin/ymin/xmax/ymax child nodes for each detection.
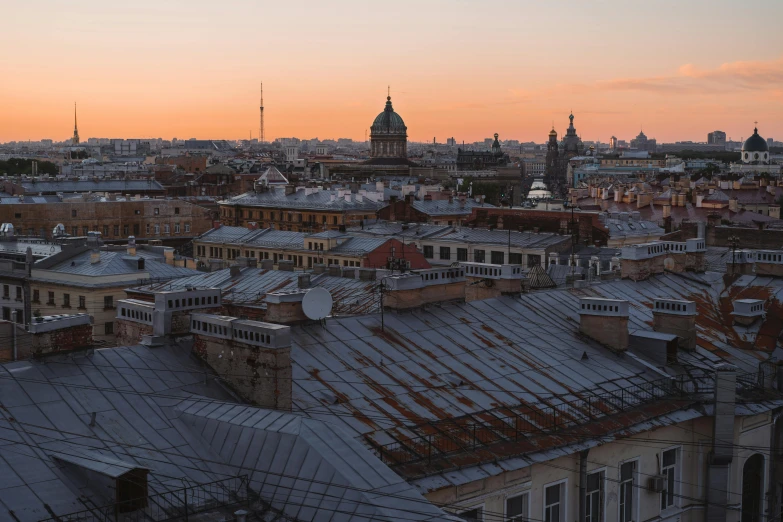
<box><xmin>660</xmin><ymin>447</ymin><xmax>680</xmax><ymax>512</ymax></box>
<box><xmin>457</xmin><ymin>503</ymin><xmax>484</xmax><ymax>522</ymax></box>
<box><xmin>543</xmin><ymin>479</ymin><xmax>567</xmax><ymax>522</ymax></box>
<box><xmin>505</xmin><ymin>491</ymin><xmax>530</xmax><ymax>522</ymax></box>
<box><xmin>585</xmin><ymin>468</ymin><xmax>606</xmax><ymax>522</ymax></box>
<box><xmin>618</xmin><ymin>459</ymin><xmax>639</xmax><ymax>522</ymax></box>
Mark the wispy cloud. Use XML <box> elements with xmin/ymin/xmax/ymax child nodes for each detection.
<box><xmin>596</xmin><ymin>56</ymin><xmax>783</xmax><ymax>96</ymax></box>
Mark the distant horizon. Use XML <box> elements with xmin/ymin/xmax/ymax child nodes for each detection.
<box><xmin>3</xmin><ymin>0</ymin><xmax>782</xmax><ymax>144</ymax></box>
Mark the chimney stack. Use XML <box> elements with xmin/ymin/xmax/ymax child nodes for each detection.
<box><xmin>578</xmin><ymin>298</ymin><xmax>629</xmax><ymax>351</ymax></box>
<box><xmin>652</xmin><ymin>298</ymin><xmax>697</xmax><ymax>351</ymax></box>
<box><xmin>731</xmin><ymin>299</ymin><xmax>765</xmax><ymax>326</ymax></box>
<box><xmin>278</xmin><ymin>260</ymin><xmax>294</xmax><ymax>272</ymax></box>
<box><xmin>298</xmin><ymin>273</ymin><xmax>311</xmax><ymax>289</ymax></box>
<box><xmin>90</xmin><ymin>250</ymin><xmax>101</xmax><ymax>264</ymax></box>
<box><xmin>127</xmin><ymin>235</ymin><xmax>136</xmax><ymax>256</ymax></box>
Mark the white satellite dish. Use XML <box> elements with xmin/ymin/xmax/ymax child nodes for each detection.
<box><xmin>302</xmin><ymin>287</ymin><xmax>333</xmax><ymax>321</ymax></box>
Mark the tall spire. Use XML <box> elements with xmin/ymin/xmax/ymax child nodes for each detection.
<box><xmin>259</xmin><ymin>83</ymin><xmax>265</xmax><ymax>143</ymax></box>
<box><xmin>72</xmin><ymin>102</ymin><xmax>80</xmax><ymax>145</ymax></box>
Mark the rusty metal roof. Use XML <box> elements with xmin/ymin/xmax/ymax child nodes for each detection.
<box><xmin>289</xmin><ymin>271</ymin><xmax>783</xmax><ymax>485</ymax></box>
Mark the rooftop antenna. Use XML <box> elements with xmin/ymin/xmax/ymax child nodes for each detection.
<box><xmin>259</xmin><ymin>82</ymin><xmax>265</xmax><ymax>143</ymax></box>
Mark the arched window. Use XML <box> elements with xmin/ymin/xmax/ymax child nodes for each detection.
<box><xmin>742</xmin><ymin>454</ymin><xmax>764</xmax><ymax>522</ymax></box>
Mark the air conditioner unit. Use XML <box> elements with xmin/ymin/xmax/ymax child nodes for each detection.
<box><xmin>648</xmin><ymin>475</ymin><xmax>665</xmax><ymax>493</ymax></box>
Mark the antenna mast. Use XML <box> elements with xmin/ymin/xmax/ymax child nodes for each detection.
<box><xmin>259</xmin><ymin>82</ymin><xmax>265</xmax><ymax>143</ymax></box>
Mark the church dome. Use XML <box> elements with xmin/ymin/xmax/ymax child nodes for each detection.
<box><xmin>371</xmin><ymin>96</ymin><xmax>407</xmax><ymax>135</ymax></box>
<box><xmin>742</xmin><ymin>127</ymin><xmax>768</xmax><ymax>153</ymax></box>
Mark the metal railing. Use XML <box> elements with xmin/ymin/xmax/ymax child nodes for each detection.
<box><xmin>40</xmin><ymin>475</ymin><xmax>250</xmax><ymax>522</ymax></box>
<box><xmin>367</xmin><ymin>374</ymin><xmax>712</xmax><ymax>468</ymax></box>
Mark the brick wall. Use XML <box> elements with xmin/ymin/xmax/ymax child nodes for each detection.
<box><xmin>15</xmin><ymin>323</ymin><xmax>94</xmax><ymax>359</ymax></box>
<box><xmin>116</xmin><ymin>319</ymin><xmax>153</xmax><ymax>346</ymax></box>
<box><xmin>193</xmin><ymin>334</ymin><xmax>292</xmax><ymax>410</ymax></box>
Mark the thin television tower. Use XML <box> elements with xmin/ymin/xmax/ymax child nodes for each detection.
<box><xmin>259</xmin><ymin>83</ymin><xmax>265</xmax><ymax>143</ymax></box>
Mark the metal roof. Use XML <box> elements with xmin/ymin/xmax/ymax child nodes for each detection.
<box><xmin>410</xmin><ymin>199</ymin><xmax>494</xmax><ymax>216</ymax></box>
<box><xmin>133</xmin><ymin>267</ymin><xmax>381</xmax><ymax>315</ymax></box>
<box><xmin>35</xmin><ymin>250</ymin><xmax>200</xmax><ymax>280</ymax></box>
<box><xmin>19</xmin><ymin>180</ymin><xmax>164</xmax><ymax>194</ymax></box>
<box><xmin>222</xmin><ymin>188</ymin><xmax>384</xmax><ymax>212</ymax></box>
<box><xmin>0</xmin><ymin>344</ymin><xmax>445</xmax><ymax>522</ymax></box>
<box><xmin>288</xmin><ymin>271</ymin><xmax>783</xmax><ymax>485</ymax></box>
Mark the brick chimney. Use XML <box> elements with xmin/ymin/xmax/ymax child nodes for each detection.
<box><xmin>191</xmin><ymin>314</ymin><xmax>292</xmax><ymax>410</ymax></box>
<box><xmin>127</xmin><ymin>236</ymin><xmax>137</xmax><ymax>256</ymax></box>
<box><xmin>298</xmin><ymin>273</ymin><xmax>311</xmax><ymax>289</ymax></box>
<box><xmin>755</xmin><ymin>251</ymin><xmax>783</xmax><ymax>277</ymax></box>
<box><xmin>652</xmin><ymin>298</ymin><xmax>697</xmax><ymax>351</ymax></box>
<box><xmin>726</xmin><ymin>250</ymin><xmax>755</xmax><ymax>276</ymax></box>
<box><xmin>578</xmin><ymin>298</ymin><xmax>629</xmax><ymax>351</ymax></box>
<box><xmin>731</xmin><ymin>299</ymin><xmax>765</xmax><ymax>326</ymax></box>
<box><xmin>383</xmin><ymin>268</ymin><xmax>466</xmax><ymax>310</ymax></box>
<box><xmin>265</xmin><ymin>291</ymin><xmax>308</xmax><ymax>324</ymax></box>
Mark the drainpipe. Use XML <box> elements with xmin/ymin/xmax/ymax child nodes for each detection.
<box><xmin>768</xmin><ymin>408</ymin><xmax>783</xmax><ymax>522</ymax></box>
<box><xmin>11</xmin><ymin>310</ymin><xmax>17</xmax><ymax>361</ymax></box>
<box><xmin>579</xmin><ymin>449</ymin><xmax>589</xmax><ymax>522</ymax></box>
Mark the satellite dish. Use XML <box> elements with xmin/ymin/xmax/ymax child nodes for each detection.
<box><xmin>302</xmin><ymin>287</ymin><xmax>333</xmax><ymax>321</ymax></box>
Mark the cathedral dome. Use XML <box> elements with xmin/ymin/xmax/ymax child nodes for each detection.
<box><xmin>371</xmin><ymin>96</ymin><xmax>407</xmax><ymax>135</ymax></box>
<box><xmin>742</xmin><ymin>128</ymin><xmax>768</xmax><ymax>153</ymax></box>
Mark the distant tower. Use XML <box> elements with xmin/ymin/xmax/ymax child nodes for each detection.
<box><xmin>259</xmin><ymin>83</ymin><xmax>265</xmax><ymax>143</ymax></box>
<box><xmin>72</xmin><ymin>102</ymin><xmax>80</xmax><ymax>145</ymax></box>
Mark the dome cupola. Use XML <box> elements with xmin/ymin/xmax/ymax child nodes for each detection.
<box><xmin>742</xmin><ymin>127</ymin><xmax>769</xmax><ymax>164</ymax></box>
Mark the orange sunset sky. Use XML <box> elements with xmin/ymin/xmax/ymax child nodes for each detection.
<box><xmin>3</xmin><ymin>0</ymin><xmax>783</xmax><ymax>144</ymax></box>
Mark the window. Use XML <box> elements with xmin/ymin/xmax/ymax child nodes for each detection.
<box><xmin>510</xmin><ymin>253</ymin><xmax>523</xmax><ymax>265</ymax></box>
<box><xmin>164</xmin><ymin>224</ymin><xmax>170</xmax><ymax>234</ymax></box>
<box><xmin>423</xmin><ymin>245</ymin><xmax>434</xmax><ymax>259</ymax></box>
<box><xmin>47</xmin><ymin>291</ymin><xmax>55</xmax><ymax>305</ymax></box>
<box><xmin>458</xmin><ymin>506</ymin><xmax>483</xmax><ymax>522</ymax></box>
<box><xmin>146</xmin><ymin>224</ymin><xmax>150</xmax><ymax>234</ymax></box>
<box><xmin>185</xmin><ymin>223</ymin><xmax>191</xmax><ymax>233</ymax></box>
<box><xmin>72</xmin><ymin>226</ymin><xmax>78</xmax><ymax>236</ymax></box>
<box><xmin>457</xmin><ymin>248</ymin><xmax>468</xmax><ymax>261</ymax></box>
<box><xmin>586</xmin><ymin>471</ymin><xmax>605</xmax><ymax>522</ymax></box>
<box><xmin>33</xmin><ymin>289</ymin><xmax>39</xmax><ymax>303</ymax></box>
<box><xmin>619</xmin><ymin>461</ymin><xmax>637</xmax><ymax>522</ymax></box>
<box><xmin>105</xmin><ymin>322</ymin><xmax>114</xmax><ymax>335</ymax></box>
<box><xmin>79</xmin><ymin>296</ymin><xmax>86</xmax><ymax>309</ymax></box>
<box><xmin>154</xmin><ymin>208</ymin><xmax>160</xmax><ymax>215</ymax></box>
<box><xmin>154</xmin><ymin>224</ymin><xmax>160</xmax><ymax>235</ymax></box>
<box><xmin>2</xmin><ymin>285</ymin><xmax>7</xmax><ymax>298</ymax></box>
<box><xmin>440</xmin><ymin>247</ymin><xmax>451</xmax><ymax>260</ymax></box>
<box><xmin>134</xmin><ymin>209</ymin><xmax>140</xmax><ymax>215</ymax></box>
<box><xmin>175</xmin><ymin>223</ymin><xmax>180</xmax><ymax>233</ymax></box>
<box><xmin>333</xmin><ymin>216</ymin><xmax>338</xmax><ymax>225</ymax></box>
<box><xmin>661</xmin><ymin>449</ymin><xmax>677</xmax><ymax>510</ymax></box>
<box><xmin>545</xmin><ymin>483</ymin><xmax>564</xmax><ymax>522</ymax></box>
<box><xmin>14</xmin><ymin>213</ymin><xmax>21</xmax><ymax>219</ymax></box>
<box><xmin>15</xmin><ymin>287</ymin><xmax>21</xmax><ymax>300</ymax></box>
<box><xmin>174</xmin><ymin>207</ymin><xmax>180</xmax><ymax>215</ymax></box>
<box><xmin>104</xmin><ymin>296</ymin><xmax>114</xmax><ymax>309</ymax></box>
<box><xmin>123</xmin><ymin>225</ymin><xmax>129</xmax><ymax>235</ymax></box>
<box><xmin>82</xmin><ymin>226</ymin><xmax>88</xmax><ymax>235</ymax></box>
<box><xmin>506</xmin><ymin>493</ymin><xmax>529</xmax><ymax>522</ymax></box>
<box><xmin>63</xmin><ymin>293</ymin><xmax>70</xmax><ymax>308</ymax></box>
<box><xmin>103</xmin><ymin>225</ymin><xmax>109</xmax><ymax>236</ymax></box>
<box><xmin>491</xmin><ymin>251</ymin><xmax>505</xmax><ymax>265</ymax></box>
<box><xmin>474</xmin><ymin>249</ymin><xmax>485</xmax><ymax>263</ymax></box>
<box><xmin>114</xmin><ymin>225</ymin><xmax>120</xmax><ymax>236</ymax></box>
<box><xmin>72</xmin><ymin>209</ymin><xmax>77</xmax><ymax>218</ymax></box>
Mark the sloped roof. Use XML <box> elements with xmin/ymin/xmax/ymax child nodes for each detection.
<box><xmin>410</xmin><ymin>199</ymin><xmax>494</xmax><ymax>216</ymax></box>
<box><xmin>703</xmin><ymin>189</ymin><xmax>730</xmax><ymax>203</ymax></box>
<box><xmin>525</xmin><ymin>263</ymin><xmax>556</xmax><ymax>288</ymax></box>
<box><xmin>35</xmin><ymin>250</ymin><xmax>199</xmax><ymax>280</ymax></box>
<box><xmin>288</xmin><ymin>271</ymin><xmax>783</xmax><ymax>487</ymax></box>
<box><xmin>0</xmin><ymin>344</ymin><xmax>446</xmax><ymax>522</ymax></box>
<box><xmin>224</xmin><ymin>188</ymin><xmax>383</xmax><ymax>212</ymax></box>
<box><xmin>257</xmin><ymin>166</ymin><xmax>289</xmax><ymax>185</ymax></box>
